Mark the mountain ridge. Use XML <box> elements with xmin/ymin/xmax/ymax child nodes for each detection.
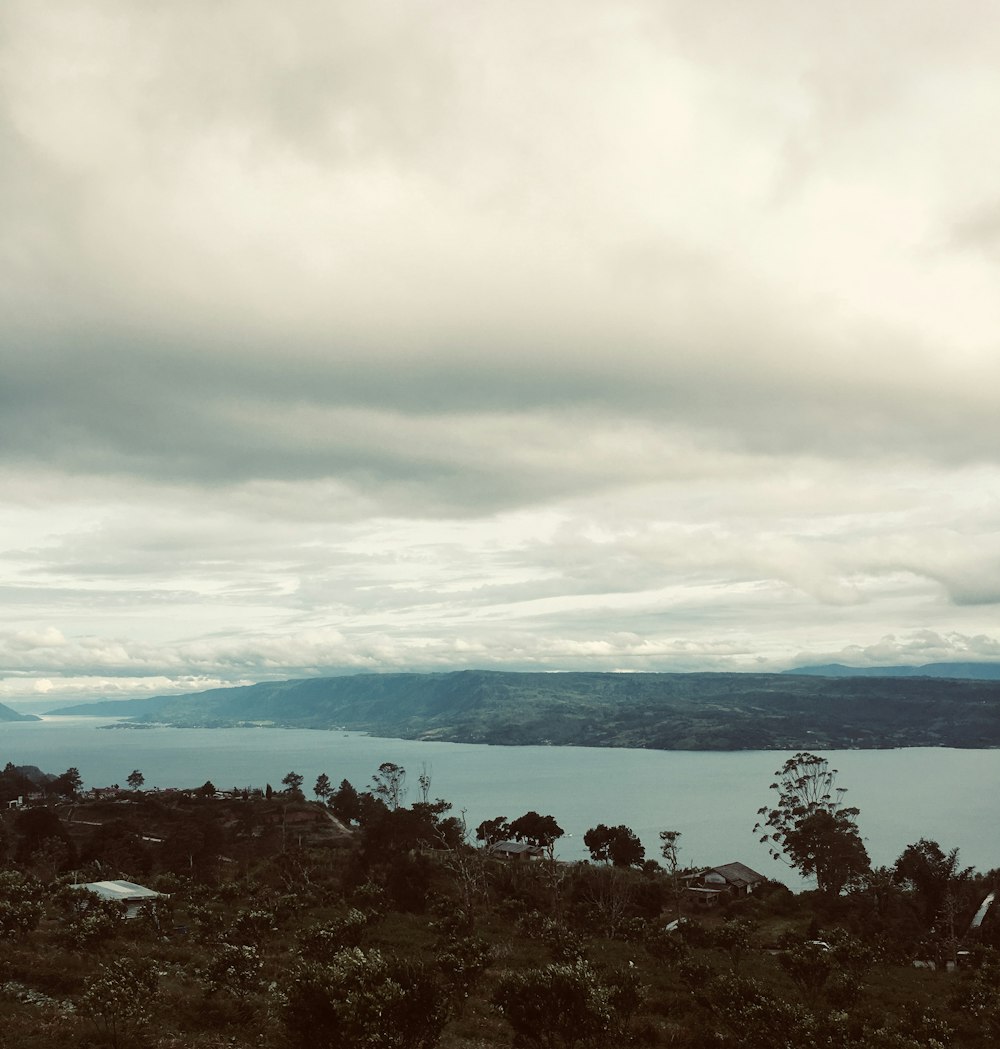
<box><xmin>0</xmin><ymin>701</ymin><xmax>40</xmax><ymax>722</ymax></box>
<box><xmin>47</xmin><ymin>668</ymin><xmax>1000</xmax><ymax>750</ymax></box>
<box><xmin>784</xmin><ymin>661</ymin><xmax>1000</xmax><ymax>680</ymax></box>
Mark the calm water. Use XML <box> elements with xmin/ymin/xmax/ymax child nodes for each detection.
<box><xmin>3</xmin><ymin>716</ymin><xmax>999</xmax><ymax>887</ymax></box>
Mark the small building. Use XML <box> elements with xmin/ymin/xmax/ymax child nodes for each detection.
<box><xmin>685</xmin><ymin>862</ymin><xmax>766</xmax><ymax>907</ymax></box>
<box><xmin>71</xmin><ymin>880</ymin><xmax>167</xmax><ymax>919</ymax></box>
<box><xmin>487</xmin><ymin>840</ymin><xmax>545</xmax><ymax>861</ymax></box>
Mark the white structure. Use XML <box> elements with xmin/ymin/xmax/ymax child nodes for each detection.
<box><xmin>72</xmin><ymin>880</ymin><xmax>166</xmax><ymax>918</ymax></box>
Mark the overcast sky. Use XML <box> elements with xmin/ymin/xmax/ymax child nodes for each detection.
<box><xmin>3</xmin><ymin>1</ymin><xmax>1000</xmax><ymax>703</ymax></box>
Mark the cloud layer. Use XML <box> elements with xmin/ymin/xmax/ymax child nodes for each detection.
<box><xmin>3</xmin><ymin>1</ymin><xmax>1000</xmax><ymax>699</ymax></box>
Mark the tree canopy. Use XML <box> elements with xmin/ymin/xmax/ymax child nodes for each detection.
<box><xmin>754</xmin><ymin>752</ymin><xmax>869</xmax><ymax>895</ymax></box>
<box><xmin>507</xmin><ymin>811</ymin><xmax>564</xmax><ymax>857</ymax></box>
<box><xmin>583</xmin><ymin>824</ymin><xmax>645</xmax><ymax>867</ymax></box>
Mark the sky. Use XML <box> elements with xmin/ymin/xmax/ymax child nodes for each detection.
<box><xmin>3</xmin><ymin>1</ymin><xmax>1000</xmax><ymax>704</ymax></box>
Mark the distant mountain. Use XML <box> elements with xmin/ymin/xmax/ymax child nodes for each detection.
<box><xmin>45</xmin><ymin>694</ymin><xmax>178</xmax><ymax>718</ymax></box>
<box><xmin>784</xmin><ymin>662</ymin><xmax>1000</xmax><ymax>681</ymax></box>
<box><xmin>50</xmin><ymin>669</ymin><xmax>1000</xmax><ymax>750</ymax></box>
<box><xmin>0</xmin><ymin>701</ymin><xmax>40</xmax><ymax>722</ymax></box>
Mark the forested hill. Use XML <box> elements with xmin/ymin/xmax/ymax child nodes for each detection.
<box><xmin>47</xmin><ymin>669</ymin><xmax>1000</xmax><ymax>750</ymax></box>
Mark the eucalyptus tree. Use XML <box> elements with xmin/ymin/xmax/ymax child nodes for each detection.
<box><xmin>753</xmin><ymin>752</ymin><xmax>869</xmax><ymax>895</ymax></box>
<box><xmin>370</xmin><ymin>762</ymin><xmax>407</xmax><ymax>810</ymax></box>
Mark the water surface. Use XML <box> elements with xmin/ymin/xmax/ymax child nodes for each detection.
<box><xmin>3</xmin><ymin>716</ymin><xmax>998</xmax><ymax>886</ymax></box>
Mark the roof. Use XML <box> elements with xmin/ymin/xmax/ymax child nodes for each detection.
<box><xmin>72</xmin><ymin>880</ymin><xmax>164</xmax><ymax>902</ymax></box>
<box><xmin>488</xmin><ymin>840</ymin><xmax>545</xmax><ymax>856</ymax></box>
<box><xmin>705</xmin><ymin>862</ymin><xmax>766</xmax><ymax>887</ymax></box>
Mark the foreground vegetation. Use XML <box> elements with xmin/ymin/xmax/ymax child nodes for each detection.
<box><xmin>52</xmin><ymin>668</ymin><xmax>1000</xmax><ymax>748</ymax></box>
<box><xmin>0</xmin><ymin>755</ymin><xmax>998</xmax><ymax>1048</ymax></box>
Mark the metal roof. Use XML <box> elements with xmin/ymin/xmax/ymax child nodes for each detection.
<box><xmin>705</xmin><ymin>862</ymin><xmax>766</xmax><ymax>887</ymax></box>
<box><xmin>72</xmin><ymin>880</ymin><xmax>164</xmax><ymax>901</ymax></box>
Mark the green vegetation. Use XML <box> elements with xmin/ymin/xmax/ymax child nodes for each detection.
<box><xmin>0</xmin><ymin>753</ymin><xmax>998</xmax><ymax>1047</ymax></box>
<box><xmin>754</xmin><ymin>753</ymin><xmax>870</xmax><ymax>895</ymax></box>
<box><xmin>53</xmin><ymin>668</ymin><xmax>1000</xmax><ymax>749</ymax></box>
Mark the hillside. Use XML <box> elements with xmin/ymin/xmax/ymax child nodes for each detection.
<box><xmin>0</xmin><ymin>701</ymin><xmax>40</xmax><ymax>722</ymax></box>
<box><xmin>49</xmin><ymin>669</ymin><xmax>1000</xmax><ymax>750</ymax></box>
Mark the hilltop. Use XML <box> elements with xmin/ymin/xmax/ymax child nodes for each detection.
<box><xmin>47</xmin><ymin>669</ymin><xmax>1000</xmax><ymax>750</ymax></box>
<box><xmin>0</xmin><ymin>701</ymin><xmax>40</xmax><ymax>722</ymax></box>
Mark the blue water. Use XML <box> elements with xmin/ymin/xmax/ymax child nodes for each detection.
<box><xmin>3</xmin><ymin>716</ymin><xmax>999</xmax><ymax>886</ymax></box>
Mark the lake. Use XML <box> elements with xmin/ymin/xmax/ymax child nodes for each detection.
<box><xmin>3</xmin><ymin>716</ymin><xmax>999</xmax><ymax>888</ymax></box>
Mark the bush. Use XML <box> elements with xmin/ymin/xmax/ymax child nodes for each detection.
<box><xmin>80</xmin><ymin>957</ymin><xmax>159</xmax><ymax>1049</ymax></box>
<box><xmin>199</xmin><ymin>942</ymin><xmax>264</xmax><ymax>997</ymax></box>
<box><xmin>297</xmin><ymin>908</ymin><xmax>374</xmax><ymax>960</ymax></box>
<box><xmin>493</xmin><ymin>958</ymin><xmax>640</xmax><ymax>1048</ymax></box>
<box><xmin>280</xmin><ymin>947</ymin><xmax>448</xmax><ymax>1049</ymax></box>
<box><xmin>0</xmin><ymin>871</ymin><xmax>44</xmax><ymax>941</ymax></box>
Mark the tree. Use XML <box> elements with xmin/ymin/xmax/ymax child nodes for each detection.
<box><xmin>313</xmin><ymin>772</ymin><xmax>332</xmax><ymax>801</ymax></box>
<box><xmin>418</xmin><ymin>763</ymin><xmax>432</xmax><ymax>804</ymax></box>
<box><xmin>508</xmin><ymin>811</ymin><xmax>564</xmax><ymax>859</ymax></box>
<box><xmin>894</xmin><ymin>838</ymin><xmax>972</xmax><ymax>925</ymax></box>
<box><xmin>659</xmin><ymin>830</ymin><xmax>683</xmax><ymax>922</ymax></box>
<box><xmin>51</xmin><ymin>766</ymin><xmax>83</xmax><ymax>798</ymax></box>
<box><xmin>753</xmin><ymin>752</ymin><xmax>869</xmax><ymax>895</ymax></box>
<box><xmin>282</xmin><ymin>771</ymin><xmax>305</xmax><ymax>798</ymax></box>
<box><xmin>330</xmin><ymin>779</ymin><xmax>362</xmax><ymax>824</ymax></box>
<box><xmin>583</xmin><ymin>824</ymin><xmax>645</xmax><ymax>867</ymax></box>
<box><xmin>370</xmin><ymin>762</ymin><xmax>407</xmax><ymax>811</ymax></box>
<box><xmin>126</xmin><ymin>769</ymin><xmax>144</xmax><ymax>791</ymax></box>
<box><xmin>475</xmin><ymin>816</ymin><xmax>512</xmax><ymax>847</ymax></box>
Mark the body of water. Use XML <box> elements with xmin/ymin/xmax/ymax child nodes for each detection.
<box><xmin>3</xmin><ymin>716</ymin><xmax>999</xmax><ymax>887</ymax></box>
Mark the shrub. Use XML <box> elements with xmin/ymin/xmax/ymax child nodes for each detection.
<box><xmin>199</xmin><ymin>942</ymin><xmax>263</xmax><ymax>997</ymax></box>
<box><xmin>493</xmin><ymin>958</ymin><xmax>638</xmax><ymax>1048</ymax></box>
<box><xmin>280</xmin><ymin>947</ymin><xmax>448</xmax><ymax>1049</ymax></box>
<box><xmin>80</xmin><ymin>957</ymin><xmax>159</xmax><ymax>1049</ymax></box>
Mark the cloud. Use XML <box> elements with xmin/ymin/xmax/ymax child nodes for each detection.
<box><xmin>793</xmin><ymin>630</ymin><xmax>1000</xmax><ymax>669</ymax></box>
<box><xmin>1</xmin><ymin>2</ymin><xmax>1000</xmax><ymax>692</ymax></box>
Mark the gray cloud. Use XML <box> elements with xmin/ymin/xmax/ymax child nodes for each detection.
<box><xmin>2</xmin><ymin>2</ymin><xmax>1000</xmax><ymax>694</ymax></box>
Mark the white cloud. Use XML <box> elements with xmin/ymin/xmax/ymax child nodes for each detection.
<box><xmin>1</xmin><ymin>2</ymin><xmax>1000</xmax><ymax>694</ymax></box>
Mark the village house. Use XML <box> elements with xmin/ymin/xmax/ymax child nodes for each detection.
<box><xmin>70</xmin><ymin>880</ymin><xmax>168</xmax><ymax>919</ymax></box>
<box><xmin>684</xmin><ymin>861</ymin><xmax>766</xmax><ymax>907</ymax></box>
<box><xmin>487</xmin><ymin>840</ymin><xmax>545</xmax><ymax>861</ymax></box>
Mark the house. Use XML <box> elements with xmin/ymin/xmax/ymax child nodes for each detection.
<box><xmin>487</xmin><ymin>840</ymin><xmax>545</xmax><ymax>861</ymax></box>
<box><xmin>685</xmin><ymin>862</ymin><xmax>766</xmax><ymax>907</ymax></box>
<box><xmin>70</xmin><ymin>880</ymin><xmax>167</xmax><ymax>919</ymax></box>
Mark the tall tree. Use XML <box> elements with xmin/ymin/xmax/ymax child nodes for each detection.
<box><xmin>659</xmin><ymin>830</ymin><xmax>683</xmax><ymax>923</ymax></box>
<box><xmin>51</xmin><ymin>767</ymin><xmax>83</xmax><ymax>799</ymax></box>
<box><xmin>330</xmin><ymin>779</ymin><xmax>362</xmax><ymax>824</ymax></box>
<box><xmin>370</xmin><ymin>763</ymin><xmax>407</xmax><ymax>811</ymax></box>
<box><xmin>126</xmin><ymin>769</ymin><xmax>144</xmax><ymax>791</ymax></box>
<box><xmin>753</xmin><ymin>752</ymin><xmax>869</xmax><ymax>895</ymax></box>
<box><xmin>313</xmin><ymin>773</ymin><xmax>332</xmax><ymax>802</ymax></box>
<box><xmin>282</xmin><ymin>771</ymin><xmax>305</xmax><ymax>798</ymax></box>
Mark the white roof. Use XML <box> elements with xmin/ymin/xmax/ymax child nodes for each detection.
<box><xmin>73</xmin><ymin>880</ymin><xmax>164</xmax><ymax>902</ymax></box>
